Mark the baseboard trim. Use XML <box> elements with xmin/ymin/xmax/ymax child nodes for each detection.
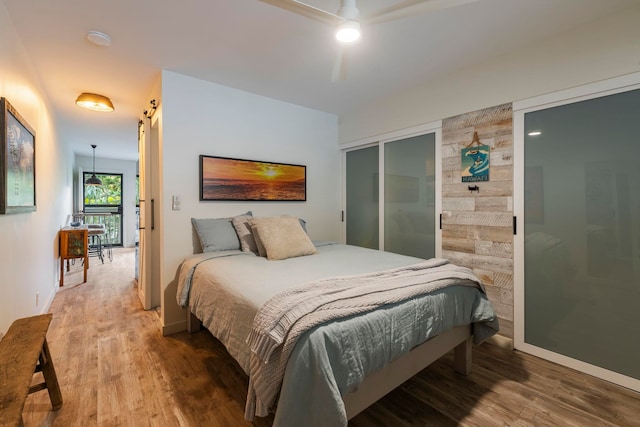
<box><xmin>485</xmin><ymin>334</ymin><xmax>514</xmax><ymax>350</ymax></box>
<box><xmin>162</xmin><ymin>320</ymin><xmax>187</xmax><ymax>336</ymax></box>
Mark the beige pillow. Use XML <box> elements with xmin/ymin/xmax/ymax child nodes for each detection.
<box><xmin>232</xmin><ymin>216</ymin><xmax>258</xmax><ymax>253</ymax></box>
<box><xmin>249</xmin><ymin>217</ymin><xmax>316</xmax><ymax>260</ymax></box>
<box><xmin>250</xmin><ymin>224</ymin><xmax>267</xmax><ymax>257</ymax></box>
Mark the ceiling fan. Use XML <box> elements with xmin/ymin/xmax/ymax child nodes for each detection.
<box><xmin>258</xmin><ymin>0</ymin><xmax>480</xmax><ymax>81</ymax></box>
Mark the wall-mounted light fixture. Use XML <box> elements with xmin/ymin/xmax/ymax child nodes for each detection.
<box><xmin>76</xmin><ymin>93</ymin><xmax>114</xmax><ymax>112</ymax></box>
<box><xmin>85</xmin><ymin>144</ymin><xmax>102</xmax><ymax>186</ymax></box>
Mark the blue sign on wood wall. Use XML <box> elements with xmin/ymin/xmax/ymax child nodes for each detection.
<box><xmin>461</xmin><ymin>131</ymin><xmax>490</xmax><ymax>182</ymax></box>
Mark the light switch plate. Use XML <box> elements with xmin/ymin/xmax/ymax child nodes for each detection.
<box><xmin>172</xmin><ymin>195</ymin><xmax>181</xmax><ymax>210</ymax></box>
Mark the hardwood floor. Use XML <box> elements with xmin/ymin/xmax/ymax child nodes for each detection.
<box><xmin>23</xmin><ymin>249</ymin><xmax>640</xmax><ymax>426</ymax></box>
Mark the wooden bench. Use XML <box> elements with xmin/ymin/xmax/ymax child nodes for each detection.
<box><xmin>0</xmin><ymin>314</ymin><xmax>63</xmax><ymax>427</ymax></box>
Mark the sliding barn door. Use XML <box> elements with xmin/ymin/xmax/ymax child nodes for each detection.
<box><xmin>137</xmin><ymin>113</ymin><xmax>162</xmax><ymax>310</ymax></box>
<box><xmin>517</xmin><ymin>86</ymin><xmax>640</xmax><ymax>391</ymax></box>
<box><xmin>137</xmin><ymin>118</ymin><xmax>152</xmax><ymax>310</ymax></box>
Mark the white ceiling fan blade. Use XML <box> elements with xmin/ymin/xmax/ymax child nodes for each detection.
<box><xmin>331</xmin><ymin>48</ymin><xmax>349</xmax><ymax>82</ymax></box>
<box><xmin>258</xmin><ymin>0</ymin><xmax>343</xmax><ymax>26</ymax></box>
<box><xmin>363</xmin><ymin>0</ymin><xmax>480</xmax><ymax>25</ymax></box>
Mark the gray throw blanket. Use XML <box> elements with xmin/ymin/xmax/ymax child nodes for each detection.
<box><xmin>244</xmin><ymin>258</ymin><xmax>484</xmax><ymax>420</ymax></box>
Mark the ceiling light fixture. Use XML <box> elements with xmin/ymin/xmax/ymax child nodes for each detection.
<box><xmin>86</xmin><ymin>30</ymin><xmax>112</xmax><ymax>47</ymax></box>
<box><xmin>85</xmin><ymin>144</ymin><xmax>102</xmax><ymax>186</ymax></box>
<box><xmin>336</xmin><ymin>20</ymin><xmax>361</xmax><ymax>43</ymax></box>
<box><xmin>75</xmin><ymin>93</ymin><xmax>114</xmax><ymax>112</ymax></box>
<box><xmin>528</xmin><ymin>130</ymin><xmax>542</xmax><ymax>136</ymax></box>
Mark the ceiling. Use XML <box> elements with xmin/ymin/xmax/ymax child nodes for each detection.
<box><xmin>2</xmin><ymin>0</ymin><xmax>637</xmax><ymax>161</ymax></box>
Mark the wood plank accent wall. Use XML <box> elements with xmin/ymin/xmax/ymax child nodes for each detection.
<box><xmin>441</xmin><ymin>103</ymin><xmax>514</xmax><ymax>340</ymax></box>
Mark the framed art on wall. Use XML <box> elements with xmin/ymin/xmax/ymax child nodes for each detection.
<box><xmin>200</xmin><ymin>155</ymin><xmax>306</xmax><ymax>201</ymax></box>
<box><xmin>461</xmin><ymin>131</ymin><xmax>490</xmax><ymax>183</ymax></box>
<box><xmin>0</xmin><ymin>98</ymin><xmax>36</xmax><ymax>214</ymax></box>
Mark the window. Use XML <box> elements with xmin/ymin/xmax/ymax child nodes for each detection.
<box><xmin>83</xmin><ymin>173</ymin><xmax>123</xmax><ymax>247</ymax></box>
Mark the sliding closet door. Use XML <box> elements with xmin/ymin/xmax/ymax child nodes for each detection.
<box><xmin>384</xmin><ymin>133</ymin><xmax>436</xmax><ymax>259</ymax></box>
<box><xmin>345</xmin><ymin>128</ymin><xmax>439</xmax><ymax>257</ymax></box>
<box><xmin>522</xmin><ymin>89</ymin><xmax>640</xmax><ymax>384</ymax></box>
<box><xmin>346</xmin><ymin>146</ymin><xmax>379</xmax><ymax>249</ymax></box>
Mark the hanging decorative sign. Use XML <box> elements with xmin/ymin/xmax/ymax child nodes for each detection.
<box><xmin>461</xmin><ymin>131</ymin><xmax>490</xmax><ymax>182</ymax></box>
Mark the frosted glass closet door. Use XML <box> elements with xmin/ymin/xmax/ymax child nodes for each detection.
<box><xmin>524</xmin><ymin>89</ymin><xmax>640</xmax><ymax>380</ymax></box>
<box><xmin>346</xmin><ymin>146</ymin><xmax>379</xmax><ymax>249</ymax></box>
<box><xmin>384</xmin><ymin>133</ymin><xmax>436</xmax><ymax>259</ymax></box>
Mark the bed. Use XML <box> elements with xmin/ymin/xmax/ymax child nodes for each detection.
<box><xmin>178</xmin><ymin>214</ymin><xmax>498</xmax><ymax>426</ymax></box>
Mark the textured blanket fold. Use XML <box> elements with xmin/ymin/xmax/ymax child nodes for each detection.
<box><xmin>244</xmin><ymin>258</ymin><xmax>484</xmax><ymax>420</ymax></box>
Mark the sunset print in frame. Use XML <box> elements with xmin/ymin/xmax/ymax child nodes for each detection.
<box><xmin>199</xmin><ymin>155</ymin><xmax>306</xmax><ymax>201</ymax></box>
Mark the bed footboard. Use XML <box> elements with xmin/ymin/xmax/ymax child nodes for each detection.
<box><xmin>343</xmin><ymin>324</ymin><xmax>472</xmax><ymax>420</ymax></box>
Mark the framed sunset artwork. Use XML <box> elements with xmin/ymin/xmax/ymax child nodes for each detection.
<box><xmin>199</xmin><ymin>155</ymin><xmax>306</xmax><ymax>201</ymax></box>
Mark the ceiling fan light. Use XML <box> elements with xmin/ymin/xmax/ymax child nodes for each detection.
<box><xmin>76</xmin><ymin>92</ymin><xmax>114</xmax><ymax>112</ymax></box>
<box><xmin>336</xmin><ymin>20</ymin><xmax>361</xmax><ymax>43</ymax></box>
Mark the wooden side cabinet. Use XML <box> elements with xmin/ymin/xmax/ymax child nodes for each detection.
<box><xmin>59</xmin><ymin>227</ymin><xmax>88</xmax><ymax>287</ymax></box>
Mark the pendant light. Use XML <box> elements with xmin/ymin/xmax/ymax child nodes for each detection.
<box><xmin>85</xmin><ymin>144</ymin><xmax>102</xmax><ymax>186</ymax></box>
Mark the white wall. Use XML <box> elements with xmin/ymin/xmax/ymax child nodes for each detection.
<box><xmin>339</xmin><ymin>5</ymin><xmax>640</xmax><ymax>143</ymax></box>
<box><xmin>74</xmin><ymin>154</ymin><xmax>138</xmax><ymax>248</ymax></box>
<box><xmin>158</xmin><ymin>71</ymin><xmax>340</xmax><ymax>333</ymax></box>
<box><xmin>0</xmin><ymin>2</ymin><xmax>73</xmax><ymax>333</ymax></box>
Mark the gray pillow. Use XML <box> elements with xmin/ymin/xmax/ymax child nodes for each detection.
<box><xmin>191</xmin><ymin>211</ymin><xmax>252</xmax><ymax>253</ymax></box>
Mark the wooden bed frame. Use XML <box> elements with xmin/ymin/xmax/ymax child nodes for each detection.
<box><xmin>188</xmin><ymin>311</ymin><xmax>473</xmax><ymax>420</ymax></box>
<box><xmin>343</xmin><ymin>324</ymin><xmax>471</xmax><ymax>419</ymax></box>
